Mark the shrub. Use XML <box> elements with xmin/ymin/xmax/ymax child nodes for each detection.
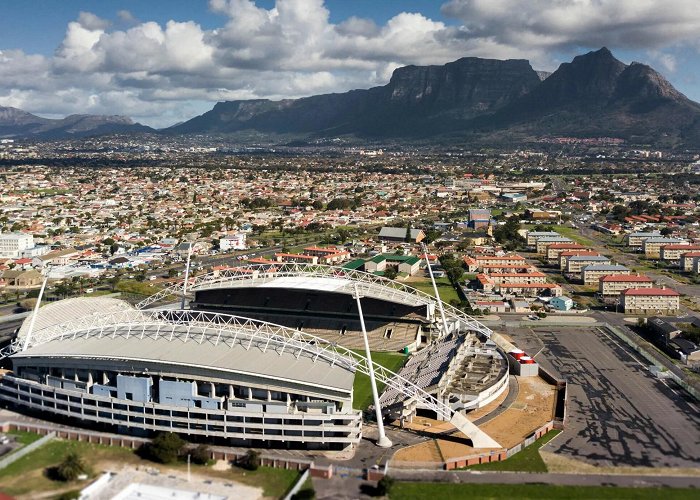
<box><xmin>54</xmin><ymin>452</ymin><xmax>89</xmax><ymax>481</ymax></box>
<box><xmin>239</xmin><ymin>449</ymin><xmax>261</xmax><ymax>471</ymax></box>
<box><xmin>190</xmin><ymin>444</ymin><xmax>211</xmax><ymax>465</ymax></box>
<box><xmin>142</xmin><ymin>432</ymin><xmax>186</xmax><ymax>464</ymax></box>
<box><xmin>375</xmin><ymin>475</ymin><xmax>394</xmax><ymax>496</ymax></box>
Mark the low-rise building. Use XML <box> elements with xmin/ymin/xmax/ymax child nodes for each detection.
<box><xmin>526</xmin><ymin>231</ymin><xmax>560</xmax><ymax>247</ymax></box>
<box><xmin>378</xmin><ymin>227</ymin><xmax>425</xmax><ymax>243</ymax></box>
<box><xmin>643</xmin><ymin>237</ymin><xmax>686</xmax><ymax>258</ymax></box>
<box><xmin>0</xmin><ymin>269</ymin><xmax>42</xmax><ymax>288</ymax></box>
<box><xmin>565</xmin><ymin>255</ymin><xmax>611</xmax><ymax>274</ymax></box>
<box><xmin>625</xmin><ymin>231</ymin><xmax>661</xmax><ymax>247</ymax></box>
<box><xmin>545</xmin><ymin>242</ymin><xmax>586</xmax><ymax>262</ymax></box>
<box><xmin>680</xmin><ymin>251</ymin><xmax>700</xmax><ymax>272</ymax></box>
<box><xmin>581</xmin><ymin>264</ymin><xmax>630</xmax><ymax>285</ymax></box>
<box><xmin>660</xmin><ymin>244</ymin><xmax>700</xmax><ymax>262</ymax></box>
<box><xmin>489</xmin><ymin>272</ymin><xmax>547</xmax><ymax>285</ymax></box>
<box><xmin>463</xmin><ymin>254</ymin><xmax>527</xmax><ymax>273</ymax></box>
<box><xmin>536</xmin><ymin>236</ymin><xmax>572</xmax><ymax>255</ymax></box>
<box><xmin>559</xmin><ymin>250</ymin><xmax>600</xmax><ymax>270</ymax></box>
<box><xmin>497</xmin><ymin>283</ymin><xmax>563</xmax><ymax>297</ymax></box>
<box><xmin>364</xmin><ymin>254</ymin><xmax>421</xmax><ymax>276</ymax></box>
<box><xmin>549</xmin><ymin>296</ymin><xmax>574</xmax><ymax>311</ymax></box>
<box><xmin>599</xmin><ymin>274</ymin><xmax>654</xmax><ymax>297</ymax></box>
<box><xmin>621</xmin><ymin>287</ymin><xmax>680</xmax><ymax>315</ymax></box>
<box><xmin>274</xmin><ymin>253</ymin><xmax>318</xmax><ymax>264</ymax></box>
<box><xmin>219</xmin><ymin>233</ymin><xmax>247</xmax><ymax>251</ymax></box>
<box><xmin>32</xmin><ymin>248</ymin><xmax>80</xmax><ymax>268</ymax></box>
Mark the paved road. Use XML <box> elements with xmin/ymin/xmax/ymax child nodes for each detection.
<box><xmin>387</xmin><ymin>469</ymin><xmax>700</xmax><ymax>488</ymax></box>
<box><xmin>509</xmin><ymin>325</ymin><xmax>700</xmax><ymax>468</ymax></box>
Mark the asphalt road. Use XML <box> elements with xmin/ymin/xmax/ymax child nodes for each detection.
<box><xmin>509</xmin><ymin>325</ymin><xmax>700</xmax><ymax>468</ymax></box>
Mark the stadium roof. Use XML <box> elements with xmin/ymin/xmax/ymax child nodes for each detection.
<box><xmin>17</xmin><ymin>296</ymin><xmax>132</xmax><ymax>341</ymax></box>
<box><xmin>15</xmin><ymin>323</ymin><xmax>354</xmax><ymax>394</ymax></box>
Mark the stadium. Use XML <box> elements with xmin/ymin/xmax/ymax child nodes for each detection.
<box><xmin>0</xmin><ymin>263</ymin><xmax>508</xmax><ymax>450</ymax></box>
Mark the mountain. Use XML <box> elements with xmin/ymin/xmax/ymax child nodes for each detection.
<box><xmin>169</xmin><ymin>48</ymin><xmax>700</xmax><ymax>147</ymax></box>
<box><xmin>479</xmin><ymin>48</ymin><xmax>700</xmax><ymax>145</ymax></box>
<box><xmin>0</xmin><ymin>106</ymin><xmax>154</xmax><ymax>139</ymax></box>
<box><xmin>168</xmin><ymin>57</ymin><xmax>542</xmax><ymax>137</ymax></box>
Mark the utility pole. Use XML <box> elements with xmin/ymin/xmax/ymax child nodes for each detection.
<box><xmin>354</xmin><ymin>284</ymin><xmax>392</xmax><ymax>448</ymax></box>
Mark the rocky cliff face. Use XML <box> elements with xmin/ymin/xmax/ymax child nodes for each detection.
<box><xmin>168</xmin><ymin>57</ymin><xmax>541</xmax><ymax>136</ymax></box>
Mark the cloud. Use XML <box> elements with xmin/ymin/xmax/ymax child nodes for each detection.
<box><xmin>441</xmin><ymin>0</ymin><xmax>700</xmax><ymax>51</ymax></box>
<box><xmin>0</xmin><ymin>0</ymin><xmax>698</xmax><ymax>128</ymax></box>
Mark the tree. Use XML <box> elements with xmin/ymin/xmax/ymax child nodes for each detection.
<box><xmin>384</xmin><ymin>266</ymin><xmax>398</xmax><ymax>280</ymax></box>
<box><xmin>190</xmin><ymin>444</ymin><xmax>211</xmax><ymax>465</ymax></box>
<box><xmin>143</xmin><ymin>432</ymin><xmax>186</xmax><ymax>464</ymax></box>
<box><xmin>54</xmin><ymin>452</ymin><xmax>89</xmax><ymax>481</ymax></box>
<box><xmin>375</xmin><ymin>476</ymin><xmax>394</xmax><ymax>496</ymax></box>
<box><xmin>239</xmin><ymin>449</ymin><xmax>261</xmax><ymax>471</ymax></box>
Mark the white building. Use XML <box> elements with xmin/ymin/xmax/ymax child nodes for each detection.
<box><xmin>0</xmin><ymin>233</ymin><xmax>35</xmax><ymax>258</ymax></box>
<box><xmin>219</xmin><ymin>233</ymin><xmax>247</xmax><ymax>252</ymax></box>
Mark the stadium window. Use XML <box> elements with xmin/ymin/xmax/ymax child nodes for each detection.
<box><xmin>384</xmin><ymin>328</ymin><xmax>393</xmax><ymax>339</ymax></box>
<box><xmin>340</xmin><ymin>325</ymin><xmax>347</xmax><ymax>335</ymax></box>
<box><xmin>297</xmin><ymin>321</ymin><xmax>304</xmax><ymax>331</ymax></box>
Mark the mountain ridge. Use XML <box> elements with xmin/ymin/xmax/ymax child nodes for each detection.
<box><xmin>0</xmin><ymin>106</ymin><xmax>154</xmax><ymax>139</ymax></box>
<box><xmin>2</xmin><ymin>48</ymin><xmax>699</xmax><ymax>146</ymax></box>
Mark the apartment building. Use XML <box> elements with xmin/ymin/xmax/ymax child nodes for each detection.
<box><xmin>497</xmin><ymin>283</ymin><xmax>563</xmax><ymax>297</ymax></box>
<box><xmin>545</xmin><ymin>242</ymin><xmax>586</xmax><ymax>262</ymax></box>
<box><xmin>599</xmin><ymin>274</ymin><xmax>654</xmax><ymax>297</ymax></box>
<box><xmin>581</xmin><ymin>264</ymin><xmax>630</xmax><ymax>285</ymax></box>
<box><xmin>0</xmin><ymin>233</ymin><xmax>34</xmax><ymax>259</ymax></box>
<box><xmin>559</xmin><ymin>250</ymin><xmax>600</xmax><ymax>271</ymax></box>
<box><xmin>566</xmin><ymin>255</ymin><xmax>611</xmax><ymax>274</ymax></box>
<box><xmin>643</xmin><ymin>237</ymin><xmax>686</xmax><ymax>258</ymax></box>
<box><xmin>660</xmin><ymin>244</ymin><xmax>700</xmax><ymax>262</ymax></box>
<box><xmin>680</xmin><ymin>252</ymin><xmax>700</xmax><ymax>272</ymax></box>
<box><xmin>625</xmin><ymin>231</ymin><xmax>661</xmax><ymax>247</ymax></box>
<box><xmin>488</xmin><ymin>271</ymin><xmax>548</xmax><ymax>285</ymax></box>
<box><xmin>536</xmin><ymin>236</ymin><xmax>573</xmax><ymax>255</ymax></box>
<box><xmin>621</xmin><ymin>287</ymin><xmax>680</xmax><ymax>315</ymax></box>
<box><xmin>526</xmin><ymin>231</ymin><xmax>559</xmax><ymax>247</ymax></box>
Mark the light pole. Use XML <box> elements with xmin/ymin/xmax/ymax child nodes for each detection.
<box><xmin>354</xmin><ymin>284</ymin><xmax>392</xmax><ymax>448</ymax></box>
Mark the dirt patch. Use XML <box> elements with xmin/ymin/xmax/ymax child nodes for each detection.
<box><xmin>541</xmin><ymin>451</ymin><xmax>700</xmax><ymax>477</ymax></box>
<box><xmin>392</xmin><ymin>439</ymin><xmax>444</xmax><ymax>464</ymax></box>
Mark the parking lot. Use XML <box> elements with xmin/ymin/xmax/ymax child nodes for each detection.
<box><xmin>507</xmin><ymin>326</ymin><xmax>700</xmax><ymax>468</ymax></box>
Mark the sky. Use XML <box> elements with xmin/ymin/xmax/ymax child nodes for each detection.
<box><xmin>1</xmin><ymin>0</ymin><xmax>699</xmax><ymax>129</ymax></box>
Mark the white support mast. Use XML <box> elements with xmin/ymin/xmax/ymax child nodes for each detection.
<box><xmin>421</xmin><ymin>242</ymin><xmax>449</xmax><ymax>337</ymax></box>
<box><xmin>181</xmin><ymin>242</ymin><xmax>194</xmax><ymax>310</ymax></box>
<box><xmin>354</xmin><ymin>284</ymin><xmax>392</xmax><ymax>448</ymax></box>
<box><xmin>21</xmin><ymin>276</ymin><xmax>48</xmax><ymax>351</ymax></box>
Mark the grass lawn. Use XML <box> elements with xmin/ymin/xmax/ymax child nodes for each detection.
<box><xmin>0</xmin><ymin>435</ymin><xmax>299</xmax><ymax>499</ymax></box>
<box><xmin>551</xmin><ymin>225</ymin><xmax>597</xmax><ymax>246</ymax></box>
<box><xmin>390</xmin><ymin>483</ymin><xmax>697</xmax><ymax>499</ymax></box>
<box><xmin>229</xmin><ymin>466</ymin><xmax>301</xmax><ymax>498</ymax></box>
<box><xmin>6</xmin><ymin>429</ymin><xmax>44</xmax><ymax>446</ymax></box>
<box><xmin>115</xmin><ymin>279</ymin><xmax>166</xmax><ymax>297</ymax></box>
<box><xmin>0</xmin><ymin>438</ymin><xmax>136</xmax><ymax>497</ymax></box>
<box><xmin>352</xmin><ymin>351</ymin><xmax>408</xmax><ymax>410</ymax></box>
<box><xmin>465</xmin><ymin>430</ymin><xmax>560</xmax><ymax>472</ymax></box>
<box><xmin>409</xmin><ymin>277</ymin><xmax>461</xmax><ymax>304</ymax></box>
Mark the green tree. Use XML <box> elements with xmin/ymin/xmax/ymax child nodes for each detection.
<box><xmin>384</xmin><ymin>266</ymin><xmax>398</xmax><ymax>280</ymax></box>
<box><xmin>143</xmin><ymin>432</ymin><xmax>186</xmax><ymax>464</ymax></box>
<box><xmin>55</xmin><ymin>452</ymin><xmax>89</xmax><ymax>481</ymax></box>
<box><xmin>189</xmin><ymin>444</ymin><xmax>211</xmax><ymax>465</ymax></box>
<box><xmin>375</xmin><ymin>475</ymin><xmax>394</xmax><ymax>496</ymax></box>
<box><xmin>239</xmin><ymin>449</ymin><xmax>261</xmax><ymax>471</ymax></box>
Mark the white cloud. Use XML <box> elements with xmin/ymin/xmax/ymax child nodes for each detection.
<box><xmin>0</xmin><ymin>0</ymin><xmax>698</xmax><ymax>128</ymax></box>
